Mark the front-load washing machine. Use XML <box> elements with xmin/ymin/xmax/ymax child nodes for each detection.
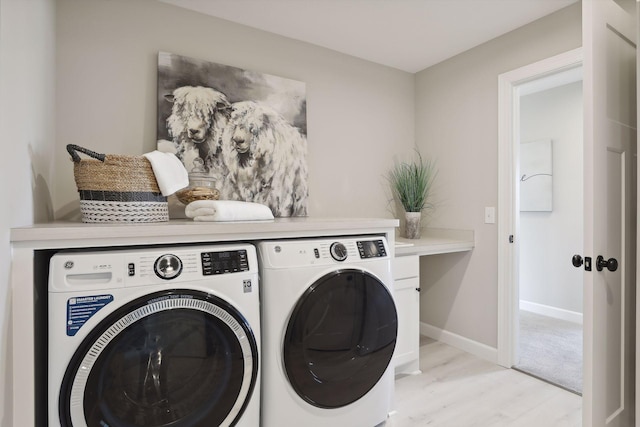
<box><xmin>258</xmin><ymin>236</ymin><xmax>397</xmax><ymax>427</ymax></box>
<box><xmin>48</xmin><ymin>244</ymin><xmax>260</xmax><ymax>427</ymax></box>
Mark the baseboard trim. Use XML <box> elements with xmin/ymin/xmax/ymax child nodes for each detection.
<box><xmin>420</xmin><ymin>322</ymin><xmax>498</xmax><ymax>364</ymax></box>
<box><xmin>519</xmin><ymin>300</ymin><xmax>583</xmax><ymax>325</ymax></box>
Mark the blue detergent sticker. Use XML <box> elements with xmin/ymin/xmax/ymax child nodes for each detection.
<box><xmin>66</xmin><ymin>294</ymin><xmax>114</xmax><ymax>336</ymax></box>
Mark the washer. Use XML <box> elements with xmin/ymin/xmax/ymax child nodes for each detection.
<box><xmin>258</xmin><ymin>236</ymin><xmax>397</xmax><ymax>427</ymax></box>
<box><xmin>48</xmin><ymin>244</ymin><xmax>260</xmax><ymax>427</ymax></box>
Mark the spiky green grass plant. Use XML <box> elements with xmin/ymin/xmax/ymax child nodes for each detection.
<box><xmin>389</xmin><ymin>151</ymin><xmax>437</xmax><ymax>213</ymax></box>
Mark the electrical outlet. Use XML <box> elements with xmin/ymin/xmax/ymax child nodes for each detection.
<box><xmin>485</xmin><ymin>207</ymin><xmax>496</xmax><ymax>224</ymax></box>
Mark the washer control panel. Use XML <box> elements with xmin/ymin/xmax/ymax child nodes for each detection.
<box><xmin>51</xmin><ymin>244</ymin><xmax>257</xmax><ymax>291</ymax></box>
<box><xmin>152</xmin><ymin>250</ymin><xmax>250</xmax><ymax>279</ymax></box>
<box><xmin>356</xmin><ymin>239</ymin><xmax>387</xmax><ymax>259</ymax></box>
<box><xmin>201</xmin><ymin>250</ymin><xmax>249</xmax><ymax>275</ymax></box>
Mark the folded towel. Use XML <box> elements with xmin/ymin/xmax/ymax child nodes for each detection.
<box><xmin>185</xmin><ymin>200</ymin><xmax>217</xmax><ymax>218</ymax></box>
<box><xmin>189</xmin><ymin>207</ymin><xmax>217</xmax><ymax>217</ymax></box>
<box><xmin>143</xmin><ymin>150</ymin><xmax>189</xmax><ymax>196</ymax></box>
<box><xmin>185</xmin><ymin>200</ymin><xmax>274</xmax><ymax>222</ymax></box>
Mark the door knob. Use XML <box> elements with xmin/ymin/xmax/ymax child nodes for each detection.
<box><xmin>572</xmin><ymin>255</ymin><xmax>583</xmax><ymax>267</ymax></box>
<box><xmin>596</xmin><ymin>255</ymin><xmax>618</xmax><ymax>272</ymax></box>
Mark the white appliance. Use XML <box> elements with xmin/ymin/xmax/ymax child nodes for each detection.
<box><xmin>257</xmin><ymin>236</ymin><xmax>397</xmax><ymax>427</ymax></box>
<box><xmin>48</xmin><ymin>244</ymin><xmax>260</xmax><ymax>427</ymax></box>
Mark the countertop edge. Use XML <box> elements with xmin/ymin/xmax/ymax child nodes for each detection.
<box><xmin>395</xmin><ymin>228</ymin><xmax>475</xmax><ymax>256</ymax></box>
<box><xmin>10</xmin><ymin>217</ymin><xmax>400</xmax><ymax>248</ymax></box>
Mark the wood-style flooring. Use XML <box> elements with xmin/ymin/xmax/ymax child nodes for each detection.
<box><xmin>384</xmin><ymin>336</ymin><xmax>582</xmax><ymax>426</ymax></box>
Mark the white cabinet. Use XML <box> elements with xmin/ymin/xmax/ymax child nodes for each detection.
<box><xmin>393</xmin><ymin>254</ymin><xmax>421</xmax><ymax>376</ymax></box>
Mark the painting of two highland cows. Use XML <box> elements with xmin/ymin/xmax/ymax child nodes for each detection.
<box><xmin>157</xmin><ymin>51</ymin><xmax>308</xmax><ymax>217</ymax></box>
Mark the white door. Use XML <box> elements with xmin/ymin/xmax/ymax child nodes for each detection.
<box><xmin>582</xmin><ymin>0</ymin><xmax>636</xmax><ymax>425</ymax></box>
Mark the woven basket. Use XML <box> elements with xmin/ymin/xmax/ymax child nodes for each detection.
<box><xmin>67</xmin><ymin>144</ymin><xmax>169</xmax><ymax>223</ymax></box>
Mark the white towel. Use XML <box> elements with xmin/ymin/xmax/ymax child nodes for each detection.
<box><xmin>185</xmin><ymin>200</ymin><xmax>274</xmax><ymax>222</ymax></box>
<box><xmin>143</xmin><ymin>150</ymin><xmax>189</xmax><ymax>196</ymax></box>
<box><xmin>185</xmin><ymin>200</ymin><xmax>217</xmax><ymax>218</ymax></box>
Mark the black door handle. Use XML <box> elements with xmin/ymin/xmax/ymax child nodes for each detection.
<box><xmin>596</xmin><ymin>256</ymin><xmax>618</xmax><ymax>272</ymax></box>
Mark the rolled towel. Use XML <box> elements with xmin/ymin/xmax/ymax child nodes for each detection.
<box><xmin>185</xmin><ymin>200</ymin><xmax>217</xmax><ymax>218</ymax></box>
<box><xmin>186</xmin><ymin>200</ymin><xmax>274</xmax><ymax>222</ymax></box>
<box><xmin>143</xmin><ymin>150</ymin><xmax>189</xmax><ymax>196</ymax></box>
<box><xmin>190</xmin><ymin>207</ymin><xmax>217</xmax><ymax>217</ymax></box>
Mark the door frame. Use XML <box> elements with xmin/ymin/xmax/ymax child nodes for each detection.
<box><xmin>497</xmin><ymin>47</ymin><xmax>583</xmax><ymax>368</ymax></box>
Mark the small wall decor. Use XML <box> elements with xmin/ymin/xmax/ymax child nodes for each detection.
<box><xmin>520</xmin><ymin>139</ymin><xmax>552</xmax><ymax>212</ymax></box>
<box><xmin>157</xmin><ymin>52</ymin><xmax>308</xmax><ymax>217</ymax></box>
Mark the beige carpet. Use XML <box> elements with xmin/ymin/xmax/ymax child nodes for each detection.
<box><xmin>514</xmin><ymin>310</ymin><xmax>583</xmax><ymax>395</ymax></box>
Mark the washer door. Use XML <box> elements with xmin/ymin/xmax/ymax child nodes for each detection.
<box><xmin>283</xmin><ymin>269</ymin><xmax>397</xmax><ymax>408</ymax></box>
<box><xmin>59</xmin><ymin>290</ymin><xmax>258</xmax><ymax>427</ymax></box>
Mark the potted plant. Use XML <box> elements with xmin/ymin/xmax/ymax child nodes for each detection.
<box><xmin>388</xmin><ymin>150</ymin><xmax>437</xmax><ymax>239</ymax></box>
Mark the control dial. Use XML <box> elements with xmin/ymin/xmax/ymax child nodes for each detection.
<box><xmin>154</xmin><ymin>254</ymin><xmax>183</xmax><ymax>280</ymax></box>
<box><xmin>330</xmin><ymin>242</ymin><xmax>348</xmax><ymax>262</ymax></box>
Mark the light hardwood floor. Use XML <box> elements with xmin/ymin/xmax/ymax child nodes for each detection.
<box><xmin>384</xmin><ymin>336</ymin><xmax>582</xmax><ymax>426</ymax></box>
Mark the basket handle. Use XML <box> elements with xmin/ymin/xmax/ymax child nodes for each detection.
<box><xmin>66</xmin><ymin>144</ymin><xmax>106</xmax><ymax>163</ymax></box>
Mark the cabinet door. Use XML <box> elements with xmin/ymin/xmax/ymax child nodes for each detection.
<box><xmin>393</xmin><ymin>255</ymin><xmax>420</xmax><ymax>375</ymax></box>
<box><xmin>394</xmin><ymin>277</ymin><xmax>420</xmax><ymax>374</ymax></box>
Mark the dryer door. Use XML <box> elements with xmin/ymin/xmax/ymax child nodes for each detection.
<box><xmin>283</xmin><ymin>268</ymin><xmax>397</xmax><ymax>408</ymax></box>
<box><xmin>59</xmin><ymin>289</ymin><xmax>258</xmax><ymax>427</ymax></box>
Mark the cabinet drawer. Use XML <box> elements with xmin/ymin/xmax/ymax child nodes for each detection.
<box><xmin>393</xmin><ymin>255</ymin><xmax>419</xmax><ymax>280</ymax></box>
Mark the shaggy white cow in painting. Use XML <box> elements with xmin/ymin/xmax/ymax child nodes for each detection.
<box><xmin>165</xmin><ymin>86</ymin><xmax>231</xmax><ymax>183</ymax></box>
<box><xmin>221</xmin><ymin>101</ymin><xmax>308</xmax><ymax>217</ymax></box>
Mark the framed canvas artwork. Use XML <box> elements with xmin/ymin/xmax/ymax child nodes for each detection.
<box><xmin>157</xmin><ymin>52</ymin><xmax>308</xmax><ymax>217</ymax></box>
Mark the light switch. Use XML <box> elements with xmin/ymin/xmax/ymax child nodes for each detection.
<box><xmin>485</xmin><ymin>207</ymin><xmax>496</xmax><ymax>224</ymax></box>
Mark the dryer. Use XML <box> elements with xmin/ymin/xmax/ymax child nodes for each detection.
<box><xmin>257</xmin><ymin>236</ymin><xmax>397</xmax><ymax>427</ymax></box>
<box><xmin>48</xmin><ymin>244</ymin><xmax>260</xmax><ymax>427</ymax></box>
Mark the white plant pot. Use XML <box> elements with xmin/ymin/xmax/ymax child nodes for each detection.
<box><xmin>404</xmin><ymin>211</ymin><xmax>422</xmax><ymax>239</ymax></box>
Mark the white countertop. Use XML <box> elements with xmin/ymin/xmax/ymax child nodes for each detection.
<box><xmin>395</xmin><ymin>228</ymin><xmax>474</xmax><ymax>256</ymax></box>
<box><xmin>10</xmin><ymin>217</ymin><xmax>400</xmax><ymax>249</ymax></box>
<box><xmin>10</xmin><ymin>218</ymin><xmax>473</xmax><ymax>258</ymax></box>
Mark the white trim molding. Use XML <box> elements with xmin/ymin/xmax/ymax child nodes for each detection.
<box><xmin>420</xmin><ymin>322</ymin><xmax>498</xmax><ymax>364</ymax></box>
<box><xmin>519</xmin><ymin>300</ymin><xmax>584</xmax><ymax>325</ymax></box>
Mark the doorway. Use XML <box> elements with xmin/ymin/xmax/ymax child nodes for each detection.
<box><xmin>513</xmin><ymin>73</ymin><xmax>584</xmax><ymax>395</ymax></box>
<box><xmin>496</xmin><ymin>47</ymin><xmax>583</xmax><ymax>376</ymax></box>
<box><xmin>499</xmin><ymin>3</ymin><xmax>637</xmax><ymax>422</ymax></box>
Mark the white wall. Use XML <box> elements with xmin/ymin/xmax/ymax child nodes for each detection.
<box><xmin>0</xmin><ymin>0</ymin><xmax>56</xmax><ymax>423</ymax></box>
<box><xmin>519</xmin><ymin>81</ymin><xmax>583</xmax><ymax>315</ymax></box>
<box><xmin>414</xmin><ymin>3</ymin><xmax>581</xmax><ymax>349</ymax></box>
<box><xmin>53</xmin><ymin>0</ymin><xmax>416</xmax><ymax>220</ymax></box>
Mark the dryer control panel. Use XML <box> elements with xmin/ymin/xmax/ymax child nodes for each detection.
<box><xmin>259</xmin><ymin>236</ymin><xmax>389</xmax><ymax>269</ymax></box>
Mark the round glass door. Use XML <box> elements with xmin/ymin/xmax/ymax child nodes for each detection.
<box><xmin>283</xmin><ymin>269</ymin><xmax>397</xmax><ymax>408</ymax></box>
<box><xmin>59</xmin><ymin>290</ymin><xmax>258</xmax><ymax>427</ymax></box>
